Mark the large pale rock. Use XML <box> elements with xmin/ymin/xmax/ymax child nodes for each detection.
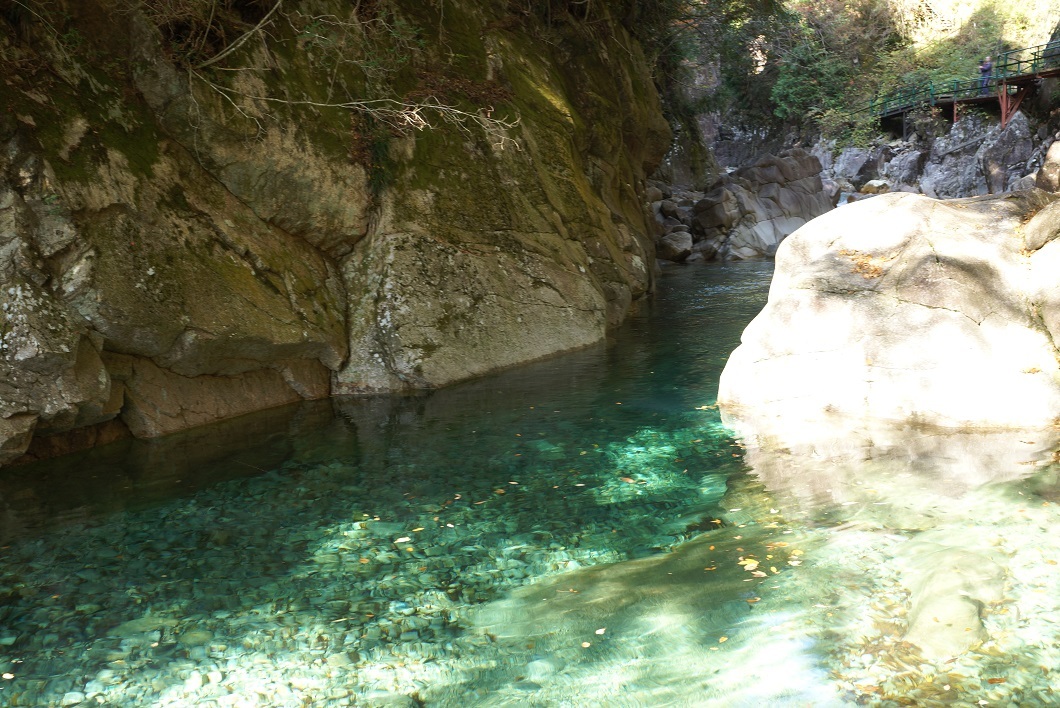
<box><xmin>719</xmin><ymin>190</ymin><xmax>1060</xmax><ymax>432</ymax></box>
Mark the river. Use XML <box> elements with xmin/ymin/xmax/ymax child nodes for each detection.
<box><xmin>2</xmin><ymin>261</ymin><xmax>1059</xmax><ymax>707</ymax></box>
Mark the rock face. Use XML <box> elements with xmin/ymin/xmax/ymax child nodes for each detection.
<box><xmin>719</xmin><ymin>190</ymin><xmax>1060</xmax><ymax>434</ymax></box>
<box><xmin>820</xmin><ymin>112</ymin><xmax>1042</xmax><ymax>199</ymax></box>
<box><xmin>689</xmin><ymin>149</ymin><xmax>833</xmax><ymax>259</ymax></box>
<box><xmin>0</xmin><ymin>1</ymin><xmax>669</xmax><ymax>464</ymax></box>
<box><xmin>920</xmin><ymin>112</ymin><xmax>1035</xmax><ymax>198</ymax></box>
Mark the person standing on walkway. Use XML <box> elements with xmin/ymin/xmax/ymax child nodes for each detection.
<box><xmin>979</xmin><ymin>55</ymin><xmax>993</xmax><ymax>94</ymax></box>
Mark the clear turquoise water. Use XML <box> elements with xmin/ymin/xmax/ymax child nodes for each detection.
<box><xmin>3</xmin><ymin>261</ymin><xmax>1060</xmax><ymax>707</ymax></box>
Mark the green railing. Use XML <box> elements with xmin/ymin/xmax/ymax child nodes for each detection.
<box><xmin>851</xmin><ymin>38</ymin><xmax>1060</xmax><ymax>120</ymax></box>
<box><xmin>996</xmin><ymin>39</ymin><xmax>1060</xmax><ymax>78</ymax></box>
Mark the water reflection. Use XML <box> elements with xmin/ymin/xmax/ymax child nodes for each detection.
<box><xmin>720</xmin><ymin>408</ymin><xmax>1060</xmax><ymax>705</ymax></box>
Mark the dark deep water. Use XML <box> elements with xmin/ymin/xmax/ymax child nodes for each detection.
<box><xmin>4</xmin><ymin>261</ymin><xmax>1060</xmax><ymax>707</ymax></box>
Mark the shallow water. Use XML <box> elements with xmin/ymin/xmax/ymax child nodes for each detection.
<box><xmin>2</xmin><ymin>261</ymin><xmax>1060</xmax><ymax>707</ymax></box>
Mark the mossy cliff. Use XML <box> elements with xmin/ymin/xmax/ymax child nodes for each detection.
<box><xmin>0</xmin><ymin>0</ymin><xmax>671</xmax><ymax>464</ymax></box>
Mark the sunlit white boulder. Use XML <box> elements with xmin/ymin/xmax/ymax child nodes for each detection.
<box><xmin>719</xmin><ymin>189</ymin><xmax>1060</xmax><ymax>435</ymax></box>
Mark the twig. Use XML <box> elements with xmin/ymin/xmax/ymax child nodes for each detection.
<box><xmin>195</xmin><ymin>0</ymin><xmax>284</xmax><ymax>70</ymax></box>
<box><xmin>189</xmin><ymin>72</ymin><xmax>521</xmax><ymax>150</ymax></box>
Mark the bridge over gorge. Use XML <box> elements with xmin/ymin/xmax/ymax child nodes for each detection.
<box><xmin>855</xmin><ymin>40</ymin><xmax>1060</xmax><ymax>134</ymax></box>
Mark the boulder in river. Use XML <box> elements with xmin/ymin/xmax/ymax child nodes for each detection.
<box><xmin>719</xmin><ymin>189</ymin><xmax>1060</xmax><ymax>432</ymax></box>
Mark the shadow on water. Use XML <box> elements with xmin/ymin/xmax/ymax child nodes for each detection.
<box><xmin>17</xmin><ymin>261</ymin><xmax>1060</xmax><ymax>706</ymax></box>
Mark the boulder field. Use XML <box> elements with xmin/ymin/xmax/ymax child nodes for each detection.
<box><xmin>649</xmin><ymin>148</ymin><xmax>835</xmax><ymax>262</ymax></box>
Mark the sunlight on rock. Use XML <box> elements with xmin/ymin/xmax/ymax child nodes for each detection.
<box><xmin>719</xmin><ymin>191</ymin><xmax>1060</xmax><ymax>431</ymax></box>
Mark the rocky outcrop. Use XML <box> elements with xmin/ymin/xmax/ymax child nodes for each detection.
<box><xmin>645</xmin><ymin>149</ymin><xmax>833</xmax><ymax>263</ymax></box>
<box><xmin>689</xmin><ymin>149</ymin><xmax>833</xmax><ymax>259</ymax></box>
<box><xmin>718</xmin><ymin>189</ymin><xmax>1060</xmax><ymax>433</ymax></box>
<box><xmin>819</xmin><ymin>111</ymin><xmax>1044</xmax><ymax>199</ymax></box>
<box><xmin>0</xmin><ymin>1</ymin><xmax>670</xmax><ymax>465</ymax></box>
<box><xmin>920</xmin><ymin>112</ymin><xmax>1035</xmax><ymax>197</ymax></box>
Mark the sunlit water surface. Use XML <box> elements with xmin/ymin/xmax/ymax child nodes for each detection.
<box><xmin>3</xmin><ymin>262</ymin><xmax>1060</xmax><ymax>707</ymax></box>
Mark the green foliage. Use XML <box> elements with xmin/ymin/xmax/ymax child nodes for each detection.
<box><xmin>800</xmin><ymin>0</ymin><xmax>1060</xmax><ymax>135</ymax></box>
<box><xmin>816</xmin><ymin>107</ymin><xmax>880</xmax><ymax>147</ymax></box>
<box><xmin>770</xmin><ymin>30</ymin><xmax>855</xmax><ymax>121</ymax></box>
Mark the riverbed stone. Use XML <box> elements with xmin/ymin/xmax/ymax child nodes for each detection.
<box><xmin>897</xmin><ymin>542</ymin><xmax>1005</xmax><ymax>659</ymax></box>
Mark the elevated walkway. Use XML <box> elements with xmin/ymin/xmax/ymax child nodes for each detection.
<box><xmin>856</xmin><ymin>39</ymin><xmax>1060</xmax><ymax>131</ymax></box>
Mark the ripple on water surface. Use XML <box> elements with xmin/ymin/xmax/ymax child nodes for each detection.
<box><xmin>3</xmin><ymin>261</ymin><xmax>1060</xmax><ymax>707</ymax></box>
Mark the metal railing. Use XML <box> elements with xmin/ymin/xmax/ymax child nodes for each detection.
<box><xmin>996</xmin><ymin>39</ymin><xmax>1060</xmax><ymax>78</ymax></box>
<box><xmin>851</xmin><ymin>38</ymin><xmax>1060</xmax><ymax>120</ymax></box>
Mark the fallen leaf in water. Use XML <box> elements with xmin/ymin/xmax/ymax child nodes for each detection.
<box><xmin>620</xmin><ymin>477</ymin><xmax>636</xmax><ymax>484</ymax></box>
<box><xmin>751</xmin><ymin>570</ymin><xmax>767</xmax><ymax>577</ymax></box>
<box><xmin>987</xmin><ymin>678</ymin><xmax>1006</xmax><ymax>684</ymax></box>
<box><xmin>746</xmin><ymin>597</ymin><xmax>761</xmax><ymax>604</ymax></box>
<box><xmin>718</xmin><ymin>636</ymin><xmax>728</xmax><ymax>643</ymax></box>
